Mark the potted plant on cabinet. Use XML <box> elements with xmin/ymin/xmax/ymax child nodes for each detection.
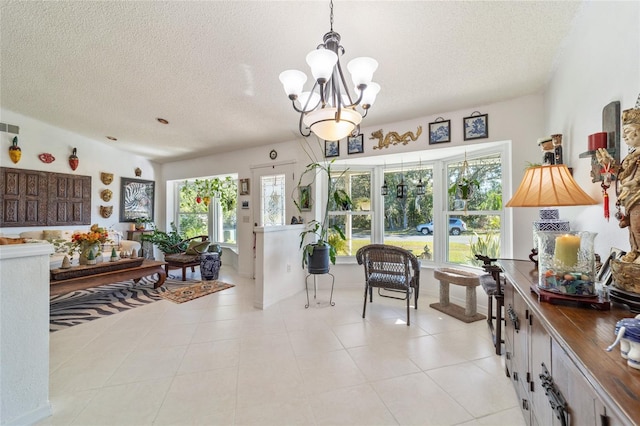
<box><xmin>295</xmin><ymin>158</ymin><xmax>352</xmax><ymax>273</ymax></box>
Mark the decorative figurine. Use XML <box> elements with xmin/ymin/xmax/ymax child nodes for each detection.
<box><xmin>538</xmin><ymin>137</ymin><xmax>555</xmax><ymax>165</ymax></box>
<box><xmin>110</xmin><ymin>247</ymin><xmax>118</xmax><ymax>262</ymax></box>
<box><xmin>60</xmin><ymin>255</ymin><xmax>72</xmax><ymax>269</ymax></box>
<box><xmin>86</xmin><ymin>250</ymin><xmax>97</xmax><ymax>265</ymax></box>
<box><xmin>135</xmin><ymin>167</ymin><xmax>142</xmax><ymax>177</ymax></box>
<box><xmin>100</xmin><ymin>172</ymin><xmax>114</xmax><ymax>185</ymax></box>
<box><xmin>552</xmin><ymin>134</ymin><xmax>563</xmax><ymax>164</ymax></box>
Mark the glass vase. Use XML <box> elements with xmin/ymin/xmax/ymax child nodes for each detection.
<box><xmin>536</xmin><ymin>231</ymin><xmax>597</xmax><ymax>295</ymax></box>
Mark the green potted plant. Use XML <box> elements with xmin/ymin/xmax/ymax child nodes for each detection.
<box><xmin>295</xmin><ymin>159</ymin><xmax>352</xmax><ymax>273</ymax></box>
<box><xmin>134</xmin><ymin>216</ymin><xmax>153</xmax><ymax>230</ymax></box>
<box><xmin>449</xmin><ymin>176</ymin><xmax>480</xmax><ymax>200</ymax></box>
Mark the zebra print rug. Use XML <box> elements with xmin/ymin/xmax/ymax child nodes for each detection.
<box><xmin>49</xmin><ymin>276</ymin><xmax>195</xmax><ymax>332</ymax></box>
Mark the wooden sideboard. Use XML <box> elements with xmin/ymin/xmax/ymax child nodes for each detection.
<box><xmin>499</xmin><ymin>260</ymin><xmax>640</xmax><ymax>425</ymax></box>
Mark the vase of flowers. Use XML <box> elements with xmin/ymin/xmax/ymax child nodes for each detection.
<box><xmin>71</xmin><ymin>225</ymin><xmax>111</xmax><ymax>265</ymax></box>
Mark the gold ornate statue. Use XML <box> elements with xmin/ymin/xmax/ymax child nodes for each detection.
<box><xmin>370</xmin><ymin>126</ymin><xmax>422</xmax><ymax>150</ymax></box>
<box><xmin>601</xmin><ymin>95</ymin><xmax>640</xmax><ymax>263</ymax></box>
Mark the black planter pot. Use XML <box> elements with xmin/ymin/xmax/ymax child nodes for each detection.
<box><xmin>307</xmin><ymin>244</ymin><xmax>330</xmax><ymax>274</ymax></box>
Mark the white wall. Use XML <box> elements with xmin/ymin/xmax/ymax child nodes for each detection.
<box><xmin>161</xmin><ymin>93</ymin><xmax>546</xmax><ymax>280</ymax></box>
<box><xmin>0</xmin><ymin>109</ymin><xmax>160</xmax><ymax>236</ymax></box>
<box><xmin>544</xmin><ymin>1</ymin><xmax>640</xmax><ymax>257</ymax></box>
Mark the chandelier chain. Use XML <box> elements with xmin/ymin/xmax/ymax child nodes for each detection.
<box><xmin>329</xmin><ymin>0</ymin><xmax>334</xmax><ymax>31</ymax></box>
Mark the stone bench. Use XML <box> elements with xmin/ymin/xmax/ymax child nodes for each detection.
<box><xmin>430</xmin><ymin>268</ymin><xmax>486</xmax><ymax>323</ymax></box>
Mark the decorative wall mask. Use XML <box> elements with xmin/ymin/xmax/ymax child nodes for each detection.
<box><xmin>100</xmin><ymin>205</ymin><xmax>113</xmax><ymax>218</ymax></box>
<box><xmin>8</xmin><ymin>136</ymin><xmax>21</xmax><ymax>164</ymax></box>
<box><xmin>370</xmin><ymin>126</ymin><xmax>422</xmax><ymax>150</ymax></box>
<box><xmin>38</xmin><ymin>153</ymin><xmax>55</xmax><ymax>163</ymax></box>
<box><xmin>135</xmin><ymin>167</ymin><xmax>142</xmax><ymax>177</ymax></box>
<box><xmin>100</xmin><ymin>189</ymin><xmax>113</xmax><ymax>202</ymax></box>
<box><xmin>101</xmin><ymin>172</ymin><xmax>114</xmax><ymax>185</ymax></box>
<box><xmin>68</xmin><ymin>148</ymin><xmax>79</xmax><ymax>171</ymax></box>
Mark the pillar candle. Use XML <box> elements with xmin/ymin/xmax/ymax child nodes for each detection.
<box><xmin>554</xmin><ymin>234</ymin><xmax>581</xmax><ymax>267</ymax></box>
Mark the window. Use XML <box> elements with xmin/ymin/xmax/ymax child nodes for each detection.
<box><xmin>176</xmin><ymin>176</ymin><xmax>237</xmax><ymax>244</ymax></box>
<box><xmin>261</xmin><ymin>174</ymin><xmax>286</xmax><ymax>226</ymax></box>
<box><xmin>445</xmin><ymin>154</ymin><xmax>502</xmax><ymax>266</ymax></box>
<box><xmin>383</xmin><ymin>165</ymin><xmax>434</xmax><ymax>260</ymax></box>
<box><xmin>328</xmin><ymin>170</ymin><xmax>372</xmax><ymax>256</ymax></box>
<box><xmin>329</xmin><ymin>145</ymin><xmax>506</xmax><ymax>266</ymax></box>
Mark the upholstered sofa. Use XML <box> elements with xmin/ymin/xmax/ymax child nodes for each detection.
<box><xmin>13</xmin><ymin>229</ymin><xmax>140</xmax><ymax>269</ymax></box>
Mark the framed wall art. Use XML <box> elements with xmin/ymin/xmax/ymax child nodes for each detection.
<box><xmin>463</xmin><ymin>112</ymin><xmax>489</xmax><ymax>140</ymax></box>
<box><xmin>347</xmin><ymin>134</ymin><xmax>364</xmax><ymax>154</ymax></box>
<box><xmin>240</xmin><ymin>178</ymin><xmax>250</xmax><ymax>195</ymax></box>
<box><xmin>119</xmin><ymin>177</ymin><xmax>155</xmax><ymax>222</ymax></box>
<box><xmin>324</xmin><ymin>140</ymin><xmax>339</xmax><ymax>158</ymax></box>
<box><xmin>299</xmin><ymin>185</ymin><xmax>312</xmax><ymax>211</ymax></box>
<box><xmin>428</xmin><ymin>118</ymin><xmax>451</xmax><ymax>144</ymax></box>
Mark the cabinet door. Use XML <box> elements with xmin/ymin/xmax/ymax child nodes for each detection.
<box><xmin>529</xmin><ymin>313</ymin><xmax>554</xmax><ymax>425</ymax></box>
<box><xmin>504</xmin><ymin>280</ymin><xmax>515</xmax><ymax>377</ymax></box>
<box><xmin>552</xmin><ymin>339</ymin><xmax>597</xmax><ymax>425</ymax></box>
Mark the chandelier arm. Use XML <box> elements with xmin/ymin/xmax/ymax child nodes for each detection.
<box><xmin>335</xmin><ymin>60</ymin><xmax>361</xmax><ymax>108</ymax></box>
<box><xmin>298</xmin><ymin>113</ymin><xmax>311</xmax><ymax>137</ymax></box>
<box><xmin>290</xmin><ymin>81</ymin><xmax>322</xmax><ymax>113</ymax></box>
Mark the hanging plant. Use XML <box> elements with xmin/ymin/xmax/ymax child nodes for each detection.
<box><xmin>449</xmin><ymin>176</ymin><xmax>480</xmax><ymax>200</ymax></box>
<box><xmin>182</xmin><ymin>177</ymin><xmax>237</xmax><ymax>211</ymax></box>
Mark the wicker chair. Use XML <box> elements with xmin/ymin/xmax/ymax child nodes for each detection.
<box><xmin>356</xmin><ymin>244</ymin><xmax>420</xmax><ymax>326</ymax></box>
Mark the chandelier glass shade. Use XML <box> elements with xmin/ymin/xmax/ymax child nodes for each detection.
<box><xmin>279</xmin><ymin>2</ymin><xmax>379</xmax><ymax>141</ymax></box>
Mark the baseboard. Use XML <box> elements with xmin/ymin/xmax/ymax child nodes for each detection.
<box><xmin>4</xmin><ymin>401</ymin><xmax>52</xmax><ymax>426</ymax></box>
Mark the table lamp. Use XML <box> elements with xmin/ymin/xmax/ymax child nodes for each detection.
<box><xmin>506</xmin><ymin>164</ymin><xmax>605</xmax><ymax>303</ymax></box>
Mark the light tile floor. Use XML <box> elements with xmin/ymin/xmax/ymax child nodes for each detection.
<box><xmin>39</xmin><ymin>267</ymin><xmax>526</xmax><ymax>426</ymax></box>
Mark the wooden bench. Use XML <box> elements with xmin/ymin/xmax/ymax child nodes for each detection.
<box><xmin>50</xmin><ymin>259</ymin><xmax>167</xmax><ymax>296</ymax></box>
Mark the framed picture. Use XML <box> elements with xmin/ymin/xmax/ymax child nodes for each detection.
<box><xmin>119</xmin><ymin>177</ymin><xmax>155</xmax><ymax>222</ymax></box>
<box><xmin>347</xmin><ymin>134</ymin><xmax>364</xmax><ymax>154</ymax></box>
<box><xmin>241</xmin><ymin>200</ymin><xmax>249</xmax><ymax>209</ymax></box>
<box><xmin>240</xmin><ymin>178</ymin><xmax>250</xmax><ymax>195</ymax></box>
<box><xmin>324</xmin><ymin>140</ymin><xmax>339</xmax><ymax>158</ymax></box>
<box><xmin>429</xmin><ymin>118</ymin><xmax>451</xmax><ymax>144</ymax></box>
<box><xmin>299</xmin><ymin>185</ymin><xmax>312</xmax><ymax>211</ymax></box>
<box><xmin>463</xmin><ymin>112</ymin><xmax>489</xmax><ymax>140</ymax></box>
<box><xmin>597</xmin><ymin>247</ymin><xmax>626</xmax><ymax>286</ymax></box>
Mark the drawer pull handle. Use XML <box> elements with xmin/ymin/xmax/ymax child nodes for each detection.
<box><xmin>507</xmin><ymin>305</ymin><xmax>520</xmax><ymax>331</ymax></box>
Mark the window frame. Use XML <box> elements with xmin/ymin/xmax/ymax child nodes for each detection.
<box><xmin>330</xmin><ymin>142</ymin><xmax>511</xmax><ymax>266</ymax></box>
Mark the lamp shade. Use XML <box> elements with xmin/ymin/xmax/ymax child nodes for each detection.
<box><xmin>306</xmin><ymin>49</ymin><xmax>338</xmax><ymax>82</ymax></box>
<box><xmin>279</xmin><ymin>70</ymin><xmax>307</xmax><ymax>97</ymax></box>
<box><xmin>505</xmin><ymin>164</ymin><xmax>597</xmax><ymax>207</ymax></box>
<box><xmin>303</xmin><ymin>107</ymin><xmax>362</xmax><ymax>141</ymax></box>
<box><xmin>347</xmin><ymin>57</ymin><xmax>378</xmax><ymax>86</ymax></box>
<box><xmin>360</xmin><ymin>82</ymin><xmax>380</xmax><ymax>108</ymax></box>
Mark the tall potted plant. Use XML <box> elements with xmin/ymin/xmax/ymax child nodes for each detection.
<box><xmin>295</xmin><ymin>158</ymin><xmax>352</xmax><ymax>273</ymax></box>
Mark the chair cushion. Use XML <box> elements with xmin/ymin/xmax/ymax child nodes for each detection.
<box><xmin>185</xmin><ymin>240</ymin><xmax>210</xmax><ymax>255</ymax></box>
<box><xmin>480</xmin><ymin>274</ymin><xmax>505</xmax><ymax>295</ymax></box>
<box><xmin>368</xmin><ymin>272</ymin><xmax>408</xmax><ymax>290</ymax></box>
<box><xmin>164</xmin><ymin>253</ymin><xmax>201</xmax><ymax>264</ymax></box>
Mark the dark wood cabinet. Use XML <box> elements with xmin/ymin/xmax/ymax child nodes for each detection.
<box><xmin>0</xmin><ymin>167</ymin><xmax>91</xmax><ymax>227</ymax></box>
<box><xmin>500</xmin><ymin>260</ymin><xmax>639</xmax><ymax>425</ymax></box>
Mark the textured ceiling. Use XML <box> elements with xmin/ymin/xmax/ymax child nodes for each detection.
<box><xmin>1</xmin><ymin>1</ymin><xmax>582</xmax><ymax>163</ymax></box>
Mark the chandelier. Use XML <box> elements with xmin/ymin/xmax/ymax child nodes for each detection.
<box><xmin>279</xmin><ymin>0</ymin><xmax>380</xmax><ymax>141</ymax></box>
